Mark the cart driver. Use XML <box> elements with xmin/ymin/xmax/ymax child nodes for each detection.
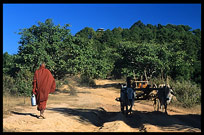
<box><xmin>126</xmin><ymin>77</ymin><xmax>134</xmax><ymax>114</ymax></box>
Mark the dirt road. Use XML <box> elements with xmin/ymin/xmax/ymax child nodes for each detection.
<box><xmin>3</xmin><ymin>79</ymin><xmax>201</xmax><ymax>132</ymax></box>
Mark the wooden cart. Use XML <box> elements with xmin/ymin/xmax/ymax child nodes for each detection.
<box><xmin>116</xmin><ymin>81</ymin><xmax>171</xmax><ymax>115</ymax></box>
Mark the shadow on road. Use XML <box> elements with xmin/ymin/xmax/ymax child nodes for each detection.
<box><xmin>11</xmin><ymin>111</ymin><xmax>38</xmax><ymax>118</ymax></box>
<box><xmin>93</xmin><ymin>83</ymin><xmax>121</xmax><ymax>89</ymax></box>
<box><xmin>47</xmin><ymin>107</ymin><xmax>201</xmax><ymax>131</ymax></box>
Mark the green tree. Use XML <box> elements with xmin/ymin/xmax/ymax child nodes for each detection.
<box><xmin>17</xmin><ymin>19</ymin><xmax>72</xmax><ymax>79</ymax></box>
<box><xmin>72</xmin><ymin>37</ymin><xmax>114</xmax><ymax>79</ymax></box>
<box><xmin>169</xmin><ymin>50</ymin><xmax>192</xmax><ymax>81</ymax></box>
<box><xmin>75</xmin><ymin>27</ymin><xmax>96</xmax><ymax>39</ymax></box>
<box><xmin>115</xmin><ymin>41</ymin><xmax>168</xmax><ymax>78</ymax></box>
<box><xmin>3</xmin><ymin>52</ymin><xmax>15</xmax><ymax>75</ymax></box>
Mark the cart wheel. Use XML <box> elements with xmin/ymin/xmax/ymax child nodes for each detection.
<box><xmin>153</xmin><ymin>98</ymin><xmax>160</xmax><ymax>111</ymax></box>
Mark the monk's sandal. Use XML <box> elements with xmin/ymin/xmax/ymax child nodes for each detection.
<box><xmin>38</xmin><ymin>114</ymin><xmax>46</xmax><ymax>119</ymax></box>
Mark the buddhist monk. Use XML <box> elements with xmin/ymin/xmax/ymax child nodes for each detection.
<box><xmin>32</xmin><ymin>62</ymin><xmax>56</xmax><ymax>119</ymax></box>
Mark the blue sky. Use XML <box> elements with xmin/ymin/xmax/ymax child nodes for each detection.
<box><xmin>3</xmin><ymin>4</ymin><xmax>201</xmax><ymax>55</ymax></box>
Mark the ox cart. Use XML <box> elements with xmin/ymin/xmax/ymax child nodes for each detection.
<box><xmin>116</xmin><ymin>80</ymin><xmax>174</xmax><ymax>116</ymax></box>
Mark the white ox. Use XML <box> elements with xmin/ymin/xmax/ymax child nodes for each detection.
<box><xmin>157</xmin><ymin>84</ymin><xmax>175</xmax><ymax>113</ymax></box>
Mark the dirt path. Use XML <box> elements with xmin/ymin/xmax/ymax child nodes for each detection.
<box><xmin>3</xmin><ymin>79</ymin><xmax>201</xmax><ymax>132</ymax></box>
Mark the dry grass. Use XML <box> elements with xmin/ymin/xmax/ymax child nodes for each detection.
<box><xmin>3</xmin><ymin>95</ymin><xmax>31</xmax><ymax>118</ymax></box>
<box><xmin>3</xmin><ymin>93</ymin><xmax>77</xmax><ymax>118</ymax></box>
<box><xmin>170</xmin><ymin>102</ymin><xmax>201</xmax><ymax>115</ymax></box>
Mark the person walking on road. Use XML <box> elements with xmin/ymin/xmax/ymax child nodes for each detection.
<box><xmin>32</xmin><ymin>62</ymin><xmax>56</xmax><ymax>119</ymax></box>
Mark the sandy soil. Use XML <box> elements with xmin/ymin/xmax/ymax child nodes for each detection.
<box><xmin>3</xmin><ymin>79</ymin><xmax>201</xmax><ymax>132</ymax></box>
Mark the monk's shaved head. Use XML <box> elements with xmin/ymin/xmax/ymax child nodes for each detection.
<box><xmin>40</xmin><ymin>62</ymin><xmax>45</xmax><ymax>67</ymax></box>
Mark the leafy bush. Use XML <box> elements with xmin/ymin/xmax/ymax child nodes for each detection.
<box><xmin>63</xmin><ymin>79</ymin><xmax>69</xmax><ymax>85</ymax></box>
<box><xmin>150</xmin><ymin>77</ymin><xmax>201</xmax><ymax>108</ymax></box>
<box><xmin>55</xmin><ymin>79</ymin><xmax>63</xmax><ymax>89</ymax></box>
<box><xmin>3</xmin><ymin>70</ymin><xmax>33</xmax><ymax>97</ymax></box>
<box><xmin>79</xmin><ymin>74</ymin><xmax>96</xmax><ymax>87</ymax></box>
<box><xmin>3</xmin><ymin>74</ymin><xmax>18</xmax><ymax>95</ymax></box>
<box><xmin>14</xmin><ymin>69</ymin><xmax>33</xmax><ymax>96</ymax></box>
<box><xmin>170</xmin><ymin>80</ymin><xmax>201</xmax><ymax>108</ymax></box>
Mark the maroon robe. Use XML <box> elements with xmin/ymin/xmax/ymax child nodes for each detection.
<box><xmin>32</xmin><ymin>65</ymin><xmax>56</xmax><ymax>111</ymax></box>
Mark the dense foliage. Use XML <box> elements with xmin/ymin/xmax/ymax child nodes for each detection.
<box><xmin>170</xmin><ymin>80</ymin><xmax>201</xmax><ymax>108</ymax></box>
<box><xmin>3</xmin><ymin>19</ymin><xmax>201</xmax><ymax>107</ymax></box>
